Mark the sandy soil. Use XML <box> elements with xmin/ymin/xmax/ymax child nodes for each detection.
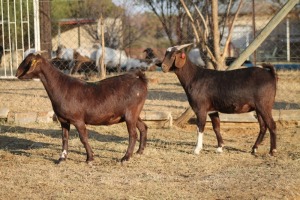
<box><xmin>0</xmin><ymin>70</ymin><xmax>300</xmax><ymax>199</ymax></box>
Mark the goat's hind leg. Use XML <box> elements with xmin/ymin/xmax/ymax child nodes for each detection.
<box><xmin>74</xmin><ymin>122</ymin><xmax>94</xmax><ymax>163</ymax></box>
<box><xmin>260</xmin><ymin>111</ymin><xmax>277</xmax><ymax>155</ymax></box>
<box><xmin>136</xmin><ymin>117</ymin><xmax>148</xmax><ymax>155</ymax></box>
<box><xmin>121</xmin><ymin>119</ymin><xmax>138</xmax><ymax>162</ymax></box>
<box><xmin>251</xmin><ymin>113</ymin><xmax>267</xmax><ymax>155</ymax></box>
<box><xmin>209</xmin><ymin>112</ymin><xmax>224</xmax><ymax>153</ymax></box>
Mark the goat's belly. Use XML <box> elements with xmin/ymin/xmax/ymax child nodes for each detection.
<box><xmin>216</xmin><ymin>103</ymin><xmax>254</xmax><ymax>114</ymax></box>
<box><xmin>87</xmin><ymin>115</ymin><xmax>125</xmax><ymax>125</ymax></box>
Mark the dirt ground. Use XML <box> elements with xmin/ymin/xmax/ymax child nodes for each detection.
<box><xmin>0</xmin><ymin>71</ymin><xmax>300</xmax><ymax>199</ymax></box>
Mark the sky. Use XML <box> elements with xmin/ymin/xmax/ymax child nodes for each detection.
<box><xmin>112</xmin><ymin>0</ymin><xmax>150</xmax><ymax>14</ymax></box>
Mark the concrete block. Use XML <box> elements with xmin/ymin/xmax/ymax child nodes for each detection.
<box><xmin>14</xmin><ymin>112</ymin><xmax>37</xmax><ymax>124</ymax></box>
<box><xmin>218</xmin><ymin>112</ymin><xmax>257</xmax><ymax>122</ymax></box>
<box><xmin>37</xmin><ymin>111</ymin><xmax>55</xmax><ymax>123</ymax></box>
<box><xmin>0</xmin><ymin>108</ymin><xmax>9</xmax><ymax>119</ymax></box>
<box><xmin>273</xmin><ymin>109</ymin><xmax>300</xmax><ymax>121</ymax></box>
<box><xmin>140</xmin><ymin>111</ymin><xmax>173</xmax><ymax>128</ymax></box>
<box><xmin>7</xmin><ymin>112</ymin><xmax>15</xmax><ymax>123</ymax></box>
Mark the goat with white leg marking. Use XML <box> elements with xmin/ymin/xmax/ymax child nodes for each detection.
<box><xmin>16</xmin><ymin>53</ymin><xmax>148</xmax><ymax>163</ymax></box>
<box><xmin>161</xmin><ymin>44</ymin><xmax>277</xmax><ymax>156</ymax></box>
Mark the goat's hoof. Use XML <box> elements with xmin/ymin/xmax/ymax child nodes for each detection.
<box><xmin>86</xmin><ymin>160</ymin><xmax>94</xmax><ymax>166</ymax></box>
<box><xmin>251</xmin><ymin>148</ymin><xmax>258</xmax><ymax>155</ymax></box>
<box><xmin>56</xmin><ymin>157</ymin><xmax>66</xmax><ymax>164</ymax></box>
<box><xmin>269</xmin><ymin>149</ymin><xmax>277</xmax><ymax>156</ymax></box>
<box><xmin>86</xmin><ymin>157</ymin><xmax>94</xmax><ymax>164</ymax></box>
<box><xmin>136</xmin><ymin>149</ymin><xmax>144</xmax><ymax>155</ymax></box>
<box><xmin>121</xmin><ymin>156</ymin><xmax>130</xmax><ymax>163</ymax></box>
<box><xmin>194</xmin><ymin>148</ymin><xmax>202</xmax><ymax>155</ymax></box>
<box><xmin>216</xmin><ymin>147</ymin><xmax>223</xmax><ymax>153</ymax></box>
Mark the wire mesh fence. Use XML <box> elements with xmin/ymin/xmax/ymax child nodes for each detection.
<box><xmin>0</xmin><ymin>0</ymin><xmax>299</xmax><ymax>111</ymax></box>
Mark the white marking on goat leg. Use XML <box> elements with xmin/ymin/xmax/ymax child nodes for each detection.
<box><xmin>216</xmin><ymin>147</ymin><xmax>223</xmax><ymax>153</ymax></box>
<box><xmin>60</xmin><ymin>150</ymin><xmax>67</xmax><ymax>159</ymax></box>
<box><xmin>253</xmin><ymin>148</ymin><xmax>257</xmax><ymax>154</ymax></box>
<box><xmin>194</xmin><ymin>128</ymin><xmax>203</xmax><ymax>155</ymax></box>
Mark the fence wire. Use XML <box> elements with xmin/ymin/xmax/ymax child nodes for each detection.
<box><xmin>0</xmin><ymin>0</ymin><xmax>299</xmax><ymax>110</ymax></box>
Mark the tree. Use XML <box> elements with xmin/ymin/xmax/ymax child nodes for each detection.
<box><xmin>51</xmin><ymin>0</ymin><xmax>160</xmax><ymax>50</ymax></box>
<box><xmin>140</xmin><ymin>0</ymin><xmax>243</xmax><ymax>70</ymax></box>
<box><xmin>51</xmin><ymin>0</ymin><xmax>124</xmax><ymax>48</ymax></box>
<box><xmin>140</xmin><ymin>0</ymin><xmax>192</xmax><ymax>46</ymax></box>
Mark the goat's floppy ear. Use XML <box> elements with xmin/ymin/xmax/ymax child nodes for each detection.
<box><xmin>174</xmin><ymin>52</ymin><xmax>186</xmax><ymax>68</ymax></box>
<box><xmin>27</xmin><ymin>56</ymin><xmax>41</xmax><ymax>73</ymax></box>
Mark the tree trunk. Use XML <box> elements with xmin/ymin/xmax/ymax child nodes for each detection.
<box><xmin>99</xmin><ymin>16</ymin><xmax>106</xmax><ymax>79</ymax></box>
<box><xmin>39</xmin><ymin>1</ymin><xmax>52</xmax><ymax>59</ymax></box>
<box><xmin>211</xmin><ymin>0</ymin><xmax>222</xmax><ymax>70</ymax></box>
<box><xmin>174</xmin><ymin>107</ymin><xmax>195</xmax><ymax>126</ymax></box>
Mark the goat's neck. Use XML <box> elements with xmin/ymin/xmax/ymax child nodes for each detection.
<box><xmin>38</xmin><ymin>61</ymin><xmax>67</xmax><ymax>102</ymax></box>
<box><xmin>174</xmin><ymin>59</ymin><xmax>199</xmax><ymax>89</ymax></box>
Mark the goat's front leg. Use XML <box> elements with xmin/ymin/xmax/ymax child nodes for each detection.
<box><xmin>74</xmin><ymin>122</ymin><xmax>94</xmax><ymax>163</ymax></box>
<box><xmin>194</xmin><ymin>112</ymin><xmax>207</xmax><ymax>154</ymax></box>
<box><xmin>58</xmin><ymin>122</ymin><xmax>70</xmax><ymax>163</ymax></box>
<box><xmin>209</xmin><ymin>112</ymin><xmax>224</xmax><ymax>153</ymax></box>
<box><xmin>122</xmin><ymin>120</ymin><xmax>138</xmax><ymax>162</ymax></box>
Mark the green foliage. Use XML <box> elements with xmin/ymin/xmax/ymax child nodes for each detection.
<box><xmin>51</xmin><ymin>0</ymin><xmax>123</xmax><ymax>20</ymax></box>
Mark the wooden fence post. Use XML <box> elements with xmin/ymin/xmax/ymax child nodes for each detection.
<box><xmin>39</xmin><ymin>1</ymin><xmax>52</xmax><ymax>59</ymax></box>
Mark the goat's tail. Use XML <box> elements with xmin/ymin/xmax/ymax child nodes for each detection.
<box><xmin>262</xmin><ymin>63</ymin><xmax>278</xmax><ymax>95</ymax></box>
<box><xmin>262</xmin><ymin>63</ymin><xmax>277</xmax><ymax>79</ymax></box>
<box><xmin>135</xmin><ymin>70</ymin><xmax>148</xmax><ymax>85</ymax></box>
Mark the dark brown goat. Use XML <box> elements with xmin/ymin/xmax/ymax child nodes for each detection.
<box><xmin>143</xmin><ymin>48</ymin><xmax>156</xmax><ymax>60</ymax></box>
<box><xmin>16</xmin><ymin>53</ymin><xmax>148</xmax><ymax>163</ymax></box>
<box><xmin>51</xmin><ymin>57</ymin><xmax>73</xmax><ymax>71</ymax></box>
<box><xmin>161</xmin><ymin>44</ymin><xmax>277</xmax><ymax>156</ymax></box>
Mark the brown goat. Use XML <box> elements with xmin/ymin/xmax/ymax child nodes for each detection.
<box><xmin>71</xmin><ymin>51</ymin><xmax>98</xmax><ymax>75</ymax></box>
<box><xmin>161</xmin><ymin>44</ymin><xmax>277</xmax><ymax>156</ymax></box>
<box><xmin>16</xmin><ymin>53</ymin><xmax>148</xmax><ymax>163</ymax></box>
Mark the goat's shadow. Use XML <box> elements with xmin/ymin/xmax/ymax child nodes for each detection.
<box><xmin>147</xmin><ymin>134</ymin><xmax>249</xmax><ymax>155</ymax></box>
<box><xmin>0</xmin><ymin>124</ymin><xmax>128</xmax><ymax>162</ymax></box>
<box><xmin>0</xmin><ymin>124</ymin><xmax>126</xmax><ymax>142</ymax></box>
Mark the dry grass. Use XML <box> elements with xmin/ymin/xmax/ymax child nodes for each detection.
<box><xmin>0</xmin><ymin>70</ymin><xmax>300</xmax><ymax>199</ymax></box>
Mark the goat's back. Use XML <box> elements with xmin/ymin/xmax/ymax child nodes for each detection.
<box><xmin>184</xmin><ymin>65</ymin><xmax>277</xmax><ymax>114</ymax></box>
<box><xmin>196</xmin><ymin>66</ymin><xmax>276</xmax><ymax>88</ymax></box>
<box><xmin>53</xmin><ymin>70</ymin><xmax>148</xmax><ymax>125</ymax></box>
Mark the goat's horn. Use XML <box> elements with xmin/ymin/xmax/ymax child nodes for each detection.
<box><xmin>34</xmin><ymin>50</ymin><xmax>47</xmax><ymax>55</ymax></box>
<box><xmin>174</xmin><ymin>43</ymin><xmax>193</xmax><ymax>51</ymax></box>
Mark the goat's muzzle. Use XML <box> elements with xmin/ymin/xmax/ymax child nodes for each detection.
<box><xmin>161</xmin><ymin>63</ymin><xmax>170</xmax><ymax>73</ymax></box>
<box><xmin>15</xmin><ymin>67</ymin><xmax>26</xmax><ymax>79</ymax></box>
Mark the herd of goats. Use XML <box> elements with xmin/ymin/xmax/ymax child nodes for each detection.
<box><xmin>20</xmin><ymin>44</ymin><xmax>205</xmax><ymax>76</ymax></box>
<box><xmin>6</xmin><ymin>43</ymin><xmax>279</xmax><ymax>164</ymax></box>
<box><xmin>0</xmin><ymin>44</ymin><xmax>206</xmax><ymax>76</ymax></box>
